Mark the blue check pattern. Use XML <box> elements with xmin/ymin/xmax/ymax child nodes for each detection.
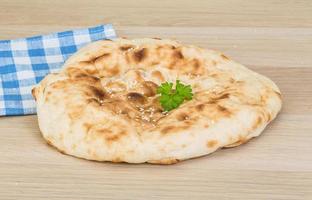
<box><xmin>0</xmin><ymin>24</ymin><xmax>116</xmax><ymax>116</ymax></box>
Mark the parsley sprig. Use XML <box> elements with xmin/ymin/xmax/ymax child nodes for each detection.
<box><xmin>157</xmin><ymin>80</ymin><xmax>193</xmax><ymax>111</ymax></box>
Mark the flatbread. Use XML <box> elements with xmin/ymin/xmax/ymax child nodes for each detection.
<box><xmin>32</xmin><ymin>38</ymin><xmax>282</xmax><ymax>164</ymax></box>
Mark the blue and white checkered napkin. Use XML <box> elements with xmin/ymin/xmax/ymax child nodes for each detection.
<box><xmin>0</xmin><ymin>24</ymin><xmax>116</xmax><ymax>116</ymax></box>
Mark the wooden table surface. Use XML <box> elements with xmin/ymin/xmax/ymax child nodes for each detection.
<box><xmin>1</xmin><ymin>0</ymin><xmax>312</xmax><ymax>199</ymax></box>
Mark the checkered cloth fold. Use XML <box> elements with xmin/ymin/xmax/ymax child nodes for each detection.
<box><xmin>0</xmin><ymin>24</ymin><xmax>116</xmax><ymax>116</ymax></box>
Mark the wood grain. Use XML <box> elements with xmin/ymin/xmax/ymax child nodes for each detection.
<box><xmin>0</xmin><ymin>0</ymin><xmax>311</xmax><ymax>199</ymax></box>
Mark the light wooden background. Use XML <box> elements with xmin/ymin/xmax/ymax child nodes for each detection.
<box><xmin>0</xmin><ymin>0</ymin><xmax>312</xmax><ymax>199</ymax></box>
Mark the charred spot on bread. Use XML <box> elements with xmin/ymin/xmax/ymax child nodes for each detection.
<box><xmin>221</xmin><ymin>54</ymin><xmax>229</xmax><ymax>60</ymax></box>
<box><xmin>120</xmin><ymin>45</ymin><xmax>134</xmax><ymax>51</ymax></box>
<box><xmin>142</xmin><ymin>81</ymin><xmax>158</xmax><ymax>97</ymax></box>
<box><xmin>31</xmin><ymin>88</ymin><xmax>37</xmax><ymax>100</ymax></box>
<box><xmin>88</xmin><ymin>86</ymin><xmax>107</xmax><ymax>100</ymax></box>
<box><xmin>133</xmin><ymin>48</ymin><xmax>147</xmax><ymax>62</ymax></box>
<box><xmin>127</xmin><ymin>92</ymin><xmax>147</xmax><ymax>105</ymax></box>
<box><xmin>172</xmin><ymin>50</ymin><xmax>184</xmax><ymax>59</ymax></box>
<box><xmin>176</xmin><ymin>112</ymin><xmax>189</xmax><ymax>121</ymax></box>
<box><xmin>195</xmin><ymin>104</ymin><xmax>205</xmax><ymax>111</ymax></box>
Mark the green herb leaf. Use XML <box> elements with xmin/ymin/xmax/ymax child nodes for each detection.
<box><xmin>157</xmin><ymin>80</ymin><xmax>193</xmax><ymax>111</ymax></box>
